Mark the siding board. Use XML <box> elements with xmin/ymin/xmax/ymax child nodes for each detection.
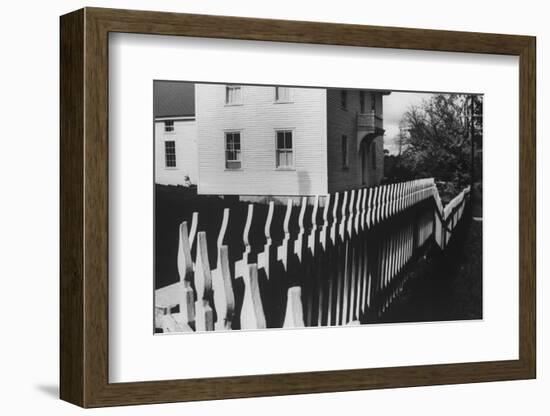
<box><xmin>197</xmin><ymin>84</ymin><xmax>328</xmax><ymax>196</ymax></box>
<box><xmin>154</xmin><ymin>120</ymin><xmax>198</xmax><ymax>186</ymax></box>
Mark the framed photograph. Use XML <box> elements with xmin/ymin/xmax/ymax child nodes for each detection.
<box><xmin>60</xmin><ymin>7</ymin><xmax>536</xmax><ymax>408</ymax></box>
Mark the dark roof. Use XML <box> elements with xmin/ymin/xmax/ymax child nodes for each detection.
<box><xmin>153</xmin><ymin>81</ymin><xmax>195</xmax><ymax>118</ymax></box>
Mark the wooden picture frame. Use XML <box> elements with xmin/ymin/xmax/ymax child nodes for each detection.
<box><xmin>60</xmin><ymin>7</ymin><xmax>536</xmax><ymax>408</ymax></box>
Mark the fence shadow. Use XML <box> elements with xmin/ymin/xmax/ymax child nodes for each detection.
<box><xmin>154</xmin><ymin>178</ymin><xmax>472</xmax><ymax>333</ymax></box>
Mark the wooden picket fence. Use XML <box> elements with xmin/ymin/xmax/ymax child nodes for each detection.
<box><xmin>155</xmin><ymin>178</ymin><xmax>471</xmax><ymax>333</ymax></box>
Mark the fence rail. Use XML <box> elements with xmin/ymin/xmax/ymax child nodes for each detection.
<box><xmin>155</xmin><ymin>178</ymin><xmax>471</xmax><ymax>333</ymax></box>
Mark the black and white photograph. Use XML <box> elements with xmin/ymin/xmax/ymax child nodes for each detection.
<box><xmin>153</xmin><ymin>81</ymin><xmax>483</xmax><ymax>334</ymax></box>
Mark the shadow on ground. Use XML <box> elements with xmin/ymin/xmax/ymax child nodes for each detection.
<box><xmin>379</xmin><ymin>189</ymin><xmax>483</xmax><ymax>324</ymax></box>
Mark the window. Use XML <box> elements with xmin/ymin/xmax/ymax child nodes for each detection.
<box><xmin>340</xmin><ymin>90</ymin><xmax>348</xmax><ymax>110</ymax></box>
<box><xmin>164</xmin><ymin>120</ymin><xmax>174</xmax><ymax>132</ymax></box>
<box><xmin>225</xmin><ymin>132</ymin><xmax>242</xmax><ymax>169</ymax></box>
<box><xmin>225</xmin><ymin>85</ymin><xmax>242</xmax><ymax>104</ymax></box>
<box><xmin>275</xmin><ymin>86</ymin><xmax>291</xmax><ymax>102</ymax></box>
<box><xmin>371</xmin><ymin>141</ymin><xmax>377</xmax><ymax>170</ymax></box>
<box><xmin>342</xmin><ymin>135</ymin><xmax>349</xmax><ymax>169</ymax></box>
<box><xmin>164</xmin><ymin>141</ymin><xmax>176</xmax><ymax>168</ymax></box>
<box><xmin>359</xmin><ymin>91</ymin><xmax>366</xmax><ymax>113</ymax></box>
<box><xmin>276</xmin><ymin>130</ymin><xmax>293</xmax><ymax>168</ymax></box>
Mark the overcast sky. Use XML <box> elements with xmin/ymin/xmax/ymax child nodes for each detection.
<box><xmin>383</xmin><ymin>91</ymin><xmax>436</xmax><ymax>154</ymax></box>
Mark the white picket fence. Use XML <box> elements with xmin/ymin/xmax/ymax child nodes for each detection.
<box><xmin>155</xmin><ymin>178</ymin><xmax>471</xmax><ymax>333</ymax></box>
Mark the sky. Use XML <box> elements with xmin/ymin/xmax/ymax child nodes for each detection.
<box><xmin>382</xmin><ymin>91</ymin><xmax>436</xmax><ymax>155</ymax></box>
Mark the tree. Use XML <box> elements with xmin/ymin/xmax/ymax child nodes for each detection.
<box><xmin>386</xmin><ymin>94</ymin><xmax>482</xmax><ymax>194</ymax></box>
<box><xmin>396</xmin><ymin>120</ymin><xmax>408</xmax><ymax>156</ymax></box>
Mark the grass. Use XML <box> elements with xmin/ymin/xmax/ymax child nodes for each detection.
<box><xmin>379</xmin><ymin>192</ymin><xmax>483</xmax><ymax>323</ymax></box>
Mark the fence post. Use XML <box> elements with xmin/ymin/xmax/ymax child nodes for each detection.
<box><xmin>240</xmin><ymin>264</ymin><xmax>267</xmax><ymax>330</ymax></box>
<box><xmin>283</xmin><ymin>286</ymin><xmax>305</xmax><ymax>328</ymax></box>
<box><xmin>317</xmin><ymin>194</ymin><xmax>331</xmax><ymax>326</ymax></box>
<box><xmin>350</xmin><ymin>189</ymin><xmax>362</xmax><ymax>321</ymax></box>
<box><xmin>212</xmin><ymin>245</ymin><xmax>235</xmax><ymax>331</ymax></box>
<box><xmin>304</xmin><ymin>195</ymin><xmax>320</xmax><ymax>326</ymax></box>
<box><xmin>194</xmin><ymin>231</ymin><xmax>214</xmax><ymax>332</ymax></box>
<box><xmin>342</xmin><ymin>190</ymin><xmax>355</xmax><ymax>324</ymax></box>
<box><xmin>257</xmin><ymin>201</ymin><xmax>274</xmax><ymax>279</ymax></box>
<box><xmin>335</xmin><ymin>191</ymin><xmax>348</xmax><ymax>325</ymax></box>
<box><xmin>234</xmin><ymin>204</ymin><xmax>254</xmax><ymax>281</ymax></box>
<box><xmin>326</xmin><ymin>192</ymin><xmax>339</xmax><ymax>325</ymax></box>
<box><xmin>176</xmin><ymin>221</ymin><xmax>196</xmax><ymax>329</ymax></box>
<box><xmin>358</xmin><ymin>188</ymin><xmax>368</xmax><ymax>319</ymax></box>
<box><xmin>277</xmin><ymin>199</ymin><xmax>294</xmax><ymax>271</ymax></box>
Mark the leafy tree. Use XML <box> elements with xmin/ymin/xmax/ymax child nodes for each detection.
<box><xmin>385</xmin><ymin>94</ymin><xmax>482</xmax><ymax>197</ymax></box>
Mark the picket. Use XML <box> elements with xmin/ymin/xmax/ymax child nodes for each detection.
<box><xmin>240</xmin><ymin>263</ymin><xmax>267</xmax><ymax>330</ymax></box>
<box><xmin>194</xmin><ymin>232</ymin><xmax>214</xmax><ymax>332</ymax></box>
<box><xmin>212</xmin><ymin>245</ymin><xmax>234</xmax><ymax>331</ymax></box>
<box><xmin>154</xmin><ymin>178</ymin><xmax>472</xmax><ymax>333</ymax></box>
<box><xmin>284</xmin><ymin>286</ymin><xmax>305</xmax><ymax>328</ymax></box>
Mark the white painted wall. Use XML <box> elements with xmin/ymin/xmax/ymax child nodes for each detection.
<box><xmin>196</xmin><ymin>83</ymin><xmax>328</xmax><ymax>195</ymax></box>
<box><xmin>0</xmin><ymin>0</ymin><xmax>547</xmax><ymax>415</ymax></box>
<box><xmin>154</xmin><ymin>119</ymin><xmax>198</xmax><ymax>185</ymax></box>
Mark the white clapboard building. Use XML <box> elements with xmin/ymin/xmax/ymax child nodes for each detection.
<box><xmin>154</xmin><ymin>81</ymin><xmax>198</xmax><ymax>186</ymax></box>
<box><xmin>155</xmin><ymin>82</ymin><xmax>389</xmax><ymax>195</ymax></box>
